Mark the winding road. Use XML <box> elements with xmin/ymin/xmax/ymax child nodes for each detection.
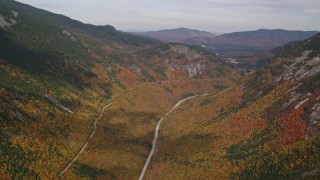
<box><xmin>139</xmin><ymin>94</ymin><xmax>208</xmax><ymax>180</ymax></box>
<box><xmin>58</xmin><ymin>87</ymin><xmax>139</xmax><ymax>176</ymax></box>
<box><xmin>58</xmin><ymin>79</ymin><xmax>212</xmax><ymax>177</ymax></box>
<box><xmin>58</xmin><ymin>102</ymin><xmax>113</xmax><ymax>176</ymax></box>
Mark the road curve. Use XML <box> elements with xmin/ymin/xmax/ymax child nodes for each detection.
<box><xmin>58</xmin><ymin>79</ymin><xmax>212</xmax><ymax>177</ymax></box>
<box><xmin>58</xmin><ymin>103</ymin><xmax>113</xmax><ymax>176</ymax></box>
<box><xmin>58</xmin><ymin>85</ymin><xmax>144</xmax><ymax>176</ymax></box>
<box><xmin>139</xmin><ymin>94</ymin><xmax>208</xmax><ymax>180</ymax></box>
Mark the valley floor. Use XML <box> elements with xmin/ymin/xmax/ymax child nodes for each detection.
<box><xmin>58</xmin><ymin>78</ymin><xmax>222</xmax><ymax>179</ymax></box>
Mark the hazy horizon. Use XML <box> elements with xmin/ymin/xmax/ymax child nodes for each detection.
<box><xmin>16</xmin><ymin>0</ymin><xmax>320</xmax><ymax>33</ymax></box>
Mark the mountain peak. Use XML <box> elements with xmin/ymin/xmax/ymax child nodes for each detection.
<box><xmin>163</xmin><ymin>27</ymin><xmax>207</xmax><ymax>33</ymax></box>
<box><xmin>98</xmin><ymin>25</ymin><xmax>117</xmax><ymax>31</ymax></box>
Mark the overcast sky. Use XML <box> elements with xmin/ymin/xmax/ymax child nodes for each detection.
<box><xmin>16</xmin><ymin>0</ymin><xmax>320</xmax><ymax>33</ymax></box>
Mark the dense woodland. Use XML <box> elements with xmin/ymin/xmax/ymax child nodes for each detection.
<box><xmin>146</xmin><ymin>35</ymin><xmax>320</xmax><ymax>179</ymax></box>
<box><xmin>0</xmin><ymin>0</ymin><xmax>319</xmax><ymax>179</ymax></box>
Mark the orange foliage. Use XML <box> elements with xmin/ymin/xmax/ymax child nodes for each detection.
<box><xmin>278</xmin><ymin>108</ymin><xmax>307</xmax><ymax>145</ymax></box>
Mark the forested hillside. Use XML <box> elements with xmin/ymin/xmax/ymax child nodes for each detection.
<box><xmin>1</xmin><ymin>0</ymin><xmax>319</xmax><ymax>179</ymax></box>
<box><xmin>0</xmin><ymin>0</ymin><xmax>240</xmax><ymax>178</ymax></box>
<box><xmin>146</xmin><ymin>33</ymin><xmax>320</xmax><ymax>179</ymax></box>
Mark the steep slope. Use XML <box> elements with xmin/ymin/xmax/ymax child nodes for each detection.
<box><xmin>0</xmin><ymin>0</ymin><xmax>160</xmax><ymax>94</ymax></box>
<box><xmin>0</xmin><ymin>1</ymin><xmax>241</xmax><ymax>179</ymax></box>
<box><xmin>131</xmin><ymin>27</ymin><xmax>216</xmax><ymax>43</ymax></box>
<box><xmin>145</xmin><ymin>33</ymin><xmax>320</xmax><ymax>179</ymax></box>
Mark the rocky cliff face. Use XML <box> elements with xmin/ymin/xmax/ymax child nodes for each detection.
<box><xmin>165</xmin><ymin>45</ymin><xmax>213</xmax><ymax>77</ymax></box>
<box><xmin>0</xmin><ymin>10</ymin><xmax>18</xmax><ymax>28</ymax></box>
<box><xmin>276</xmin><ymin>50</ymin><xmax>320</xmax><ymax>137</ymax></box>
<box><xmin>277</xmin><ymin>51</ymin><xmax>320</xmax><ymax>82</ymax></box>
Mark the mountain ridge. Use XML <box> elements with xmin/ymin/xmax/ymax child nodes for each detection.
<box><xmin>0</xmin><ymin>1</ymin><xmax>240</xmax><ymax>178</ymax></box>
<box><xmin>131</xmin><ymin>27</ymin><xmax>216</xmax><ymax>43</ymax></box>
<box><xmin>1</xmin><ymin>0</ymin><xmax>320</xmax><ymax>179</ymax></box>
<box><xmin>144</xmin><ymin>32</ymin><xmax>320</xmax><ymax>179</ymax></box>
<box><xmin>132</xmin><ymin>28</ymin><xmax>318</xmax><ymax>67</ymax></box>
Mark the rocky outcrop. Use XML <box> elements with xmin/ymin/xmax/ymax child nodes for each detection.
<box><xmin>45</xmin><ymin>94</ymin><xmax>73</xmax><ymax>113</ymax></box>
<box><xmin>277</xmin><ymin>50</ymin><xmax>320</xmax><ymax>82</ymax></box>
<box><xmin>308</xmin><ymin>101</ymin><xmax>320</xmax><ymax>137</ymax></box>
<box><xmin>62</xmin><ymin>30</ymin><xmax>77</xmax><ymax>41</ymax></box>
<box><xmin>278</xmin><ymin>50</ymin><xmax>320</xmax><ymax>137</ymax></box>
<box><xmin>0</xmin><ymin>14</ymin><xmax>16</xmax><ymax>28</ymax></box>
<box><xmin>165</xmin><ymin>45</ymin><xmax>213</xmax><ymax>77</ymax></box>
<box><xmin>167</xmin><ymin>59</ymin><xmax>211</xmax><ymax>77</ymax></box>
<box><xmin>0</xmin><ymin>10</ymin><xmax>18</xmax><ymax>28</ymax></box>
<box><xmin>170</xmin><ymin>45</ymin><xmax>201</xmax><ymax>60</ymax></box>
<box><xmin>130</xmin><ymin>64</ymin><xmax>142</xmax><ymax>75</ymax></box>
<box><xmin>11</xmin><ymin>10</ymin><xmax>19</xmax><ymax>18</ymax></box>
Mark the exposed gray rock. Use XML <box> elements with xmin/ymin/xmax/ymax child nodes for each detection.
<box><xmin>286</xmin><ymin>83</ymin><xmax>303</xmax><ymax>93</ymax></box>
<box><xmin>12</xmin><ymin>111</ymin><xmax>27</xmax><ymax>122</ymax></box>
<box><xmin>106</xmin><ymin>64</ymin><xmax>114</xmax><ymax>73</ymax></box>
<box><xmin>11</xmin><ymin>10</ymin><xmax>19</xmax><ymax>18</ymax></box>
<box><xmin>282</xmin><ymin>92</ymin><xmax>302</xmax><ymax>109</ymax></box>
<box><xmin>306</xmin><ymin>57</ymin><xmax>320</xmax><ymax>67</ymax></box>
<box><xmin>0</xmin><ymin>10</ymin><xmax>18</xmax><ymax>28</ymax></box>
<box><xmin>166</xmin><ymin>45</ymin><xmax>213</xmax><ymax>77</ymax></box>
<box><xmin>277</xmin><ymin>51</ymin><xmax>320</xmax><ymax>82</ymax></box>
<box><xmin>279</xmin><ymin>50</ymin><xmax>320</xmax><ymax>136</ymax></box>
<box><xmin>45</xmin><ymin>94</ymin><xmax>73</xmax><ymax>113</ymax></box>
<box><xmin>295</xmin><ymin>98</ymin><xmax>309</xmax><ymax>109</ymax></box>
<box><xmin>167</xmin><ymin>60</ymin><xmax>211</xmax><ymax>77</ymax></box>
<box><xmin>0</xmin><ymin>15</ymin><xmax>11</xmax><ymax>27</ymax></box>
<box><xmin>307</xmin><ymin>103</ymin><xmax>320</xmax><ymax>136</ymax></box>
<box><xmin>308</xmin><ymin>104</ymin><xmax>320</xmax><ymax>136</ymax></box>
<box><xmin>227</xmin><ymin>58</ymin><xmax>239</xmax><ymax>64</ymax></box>
<box><xmin>130</xmin><ymin>64</ymin><xmax>142</xmax><ymax>75</ymax></box>
<box><xmin>170</xmin><ymin>45</ymin><xmax>201</xmax><ymax>61</ymax></box>
<box><xmin>310</xmin><ymin>104</ymin><xmax>320</xmax><ymax>123</ymax></box>
<box><xmin>62</xmin><ymin>30</ymin><xmax>77</xmax><ymax>41</ymax></box>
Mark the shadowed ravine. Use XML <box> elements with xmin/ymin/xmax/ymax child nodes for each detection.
<box><xmin>139</xmin><ymin>94</ymin><xmax>208</xmax><ymax>180</ymax></box>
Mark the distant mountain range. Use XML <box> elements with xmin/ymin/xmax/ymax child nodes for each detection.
<box><xmin>1</xmin><ymin>0</ymin><xmax>320</xmax><ymax>179</ymax></box>
<box><xmin>132</xmin><ymin>28</ymin><xmax>318</xmax><ymax>49</ymax></box>
<box><xmin>131</xmin><ymin>28</ymin><xmax>318</xmax><ymax>66</ymax></box>
<box><xmin>207</xmin><ymin>29</ymin><xmax>319</xmax><ymax>49</ymax></box>
<box><xmin>0</xmin><ymin>1</ymin><xmax>238</xmax><ymax>178</ymax></box>
<box><xmin>131</xmin><ymin>27</ymin><xmax>216</xmax><ymax>43</ymax></box>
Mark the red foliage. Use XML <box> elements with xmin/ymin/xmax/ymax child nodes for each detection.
<box><xmin>278</xmin><ymin>108</ymin><xmax>307</xmax><ymax>145</ymax></box>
